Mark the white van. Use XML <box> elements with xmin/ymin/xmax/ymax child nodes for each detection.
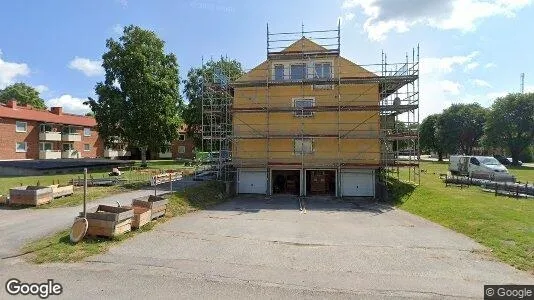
<box><xmin>449</xmin><ymin>155</ymin><xmax>509</xmax><ymax>177</ymax></box>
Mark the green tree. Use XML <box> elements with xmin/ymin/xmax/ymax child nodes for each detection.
<box><xmin>437</xmin><ymin>103</ymin><xmax>487</xmax><ymax>155</ymax></box>
<box><xmin>484</xmin><ymin>93</ymin><xmax>534</xmax><ymax>165</ymax></box>
<box><xmin>0</xmin><ymin>83</ymin><xmax>46</xmax><ymax>109</ymax></box>
<box><xmin>86</xmin><ymin>25</ymin><xmax>182</xmax><ymax>165</ymax></box>
<box><xmin>182</xmin><ymin>58</ymin><xmax>243</xmax><ymax>148</ymax></box>
<box><xmin>420</xmin><ymin>114</ymin><xmax>445</xmax><ymax>161</ymax></box>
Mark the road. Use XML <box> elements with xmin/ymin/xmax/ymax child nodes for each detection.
<box><xmin>0</xmin><ymin>179</ymin><xmax>198</xmax><ymax>259</ymax></box>
<box><xmin>1</xmin><ymin>195</ymin><xmax>531</xmax><ymax>299</ymax></box>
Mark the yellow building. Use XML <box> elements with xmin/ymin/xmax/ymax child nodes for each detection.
<box><xmin>205</xmin><ymin>26</ymin><xmax>419</xmax><ymax>197</ymax></box>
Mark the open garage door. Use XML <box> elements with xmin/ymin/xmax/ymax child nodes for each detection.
<box><xmin>341</xmin><ymin>170</ymin><xmax>375</xmax><ymax>197</ymax></box>
<box><xmin>238</xmin><ymin>170</ymin><xmax>267</xmax><ymax>194</ymax></box>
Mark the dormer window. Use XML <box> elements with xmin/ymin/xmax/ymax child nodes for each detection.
<box><xmin>314</xmin><ymin>62</ymin><xmax>332</xmax><ymax>79</ymax></box>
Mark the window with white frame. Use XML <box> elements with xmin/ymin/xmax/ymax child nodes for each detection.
<box><xmin>39</xmin><ymin>142</ymin><xmax>52</xmax><ymax>151</ymax></box>
<box><xmin>84</xmin><ymin>127</ymin><xmax>91</xmax><ymax>136</ymax></box>
<box><xmin>16</xmin><ymin>121</ymin><xmax>27</xmax><ymax>132</ymax></box>
<box><xmin>178</xmin><ymin>146</ymin><xmax>186</xmax><ymax>154</ymax></box>
<box><xmin>314</xmin><ymin>62</ymin><xmax>332</xmax><ymax>79</ymax></box>
<box><xmin>290</xmin><ymin>64</ymin><xmax>306</xmax><ymax>80</ymax></box>
<box><xmin>294</xmin><ymin>139</ymin><xmax>313</xmax><ymax>154</ymax></box>
<box><xmin>16</xmin><ymin>142</ymin><xmax>27</xmax><ymax>152</ymax></box>
<box><xmin>84</xmin><ymin>144</ymin><xmax>91</xmax><ymax>151</ymax></box>
<box><xmin>293</xmin><ymin>98</ymin><xmax>315</xmax><ymax>117</ymax></box>
<box><xmin>178</xmin><ymin>134</ymin><xmax>185</xmax><ymax>141</ymax></box>
<box><xmin>274</xmin><ymin>64</ymin><xmax>284</xmax><ymax>81</ymax></box>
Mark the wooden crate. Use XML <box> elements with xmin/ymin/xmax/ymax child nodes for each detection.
<box><xmin>84</xmin><ymin>205</ymin><xmax>134</xmax><ymax>237</ymax></box>
<box><xmin>123</xmin><ymin>205</ymin><xmax>151</xmax><ymax>229</ymax></box>
<box><xmin>49</xmin><ymin>184</ymin><xmax>74</xmax><ymax>198</ymax></box>
<box><xmin>9</xmin><ymin>186</ymin><xmax>53</xmax><ymax>206</ymax></box>
<box><xmin>132</xmin><ymin>195</ymin><xmax>169</xmax><ymax>220</ymax></box>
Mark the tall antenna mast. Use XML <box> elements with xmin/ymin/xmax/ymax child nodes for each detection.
<box><xmin>520</xmin><ymin>73</ymin><xmax>525</xmax><ymax>94</ymax></box>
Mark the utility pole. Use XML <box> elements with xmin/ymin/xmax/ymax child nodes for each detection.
<box><xmin>520</xmin><ymin>73</ymin><xmax>525</xmax><ymax>94</ymax></box>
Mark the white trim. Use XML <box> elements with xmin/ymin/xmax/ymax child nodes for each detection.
<box><xmin>83</xmin><ymin>143</ymin><xmax>91</xmax><ymax>152</ymax></box>
<box><xmin>270</xmin><ymin>59</ymin><xmax>335</xmax><ymax>81</ymax></box>
<box><xmin>15</xmin><ymin>121</ymin><xmax>27</xmax><ymax>133</ymax></box>
<box><xmin>292</xmin><ymin>97</ymin><xmax>315</xmax><ymax>117</ymax></box>
<box><xmin>293</xmin><ymin>138</ymin><xmax>314</xmax><ymax>154</ymax></box>
<box><xmin>39</xmin><ymin>142</ymin><xmax>53</xmax><ymax>151</ymax></box>
<box><xmin>178</xmin><ymin>145</ymin><xmax>186</xmax><ymax>153</ymax></box>
<box><xmin>83</xmin><ymin>127</ymin><xmax>92</xmax><ymax>137</ymax></box>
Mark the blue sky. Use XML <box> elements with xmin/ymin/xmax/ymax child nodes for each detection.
<box><xmin>0</xmin><ymin>0</ymin><xmax>532</xmax><ymax>118</ymax></box>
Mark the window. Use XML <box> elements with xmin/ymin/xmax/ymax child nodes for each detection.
<box><xmin>84</xmin><ymin>127</ymin><xmax>91</xmax><ymax>136</ymax></box>
<box><xmin>16</xmin><ymin>121</ymin><xmax>27</xmax><ymax>132</ymax></box>
<box><xmin>178</xmin><ymin>146</ymin><xmax>186</xmax><ymax>154</ymax></box>
<box><xmin>293</xmin><ymin>98</ymin><xmax>315</xmax><ymax>117</ymax></box>
<box><xmin>16</xmin><ymin>142</ymin><xmax>27</xmax><ymax>152</ymax></box>
<box><xmin>274</xmin><ymin>64</ymin><xmax>284</xmax><ymax>81</ymax></box>
<box><xmin>84</xmin><ymin>144</ymin><xmax>91</xmax><ymax>151</ymax></box>
<box><xmin>62</xmin><ymin>126</ymin><xmax>76</xmax><ymax>134</ymax></box>
<box><xmin>314</xmin><ymin>62</ymin><xmax>332</xmax><ymax>79</ymax></box>
<box><xmin>39</xmin><ymin>142</ymin><xmax>52</xmax><ymax>151</ymax></box>
<box><xmin>294</xmin><ymin>139</ymin><xmax>313</xmax><ymax>154</ymax></box>
<box><xmin>40</xmin><ymin>124</ymin><xmax>52</xmax><ymax>133</ymax></box>
<box><xmin>470</xmin><ymin>157</ymin><xmax>480</xmax><ymax>165</ymax></box>
<box><xmin>62</xmin><ymin>143</ymin><xmax>74</xmax><ymax>151</ymax></box>
<box><xmin>290</xmin><ymin>64</ymin><xmax>306</xmax><ymax>80</ymax></box>
<box><xmin>178</xmin><ymin>134</ymin><xmax>185</xmax><ymax>141</ymax></box>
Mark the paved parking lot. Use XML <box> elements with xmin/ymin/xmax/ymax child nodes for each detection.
<box><xmin>78</xmin><ymin>195</ymin><xmax>532</xmax><ymax>298</ymax></box>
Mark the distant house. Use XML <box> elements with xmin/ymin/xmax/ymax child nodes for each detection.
<box><xmin>158</xmin><ymin>126</ymin><xmax>195</xmax><ymax>160</ymax></box>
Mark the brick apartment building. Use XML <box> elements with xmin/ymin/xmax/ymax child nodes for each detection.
<box><xmin>0</xmin><ymin>100</ymin><xmax>106</xmax><ymax>160</ymax></box>
<box><xmin>0</xmin><ymin>99</ymin><xmax>195</xmax><ymax>161</ymax></box>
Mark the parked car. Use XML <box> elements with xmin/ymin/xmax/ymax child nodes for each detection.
<box><xmin>449</xmin><ymin>155</ymin><xmax>509</xmax><ymax>177</ymax></box>
<box><xmin>493</xmin><ymin>154</ymin><xmax>523</xmax><ymax>166</ymax></box>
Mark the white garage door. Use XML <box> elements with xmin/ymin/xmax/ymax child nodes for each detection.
<box><xmin>238</xmin><ymin>170</ymin><xmax>267</xmax><ymax>194</ymax></box>
<box><xmin>341</xmin><ymin>170</ymin><xmax>375</xmax><ymax>197</ymax></box>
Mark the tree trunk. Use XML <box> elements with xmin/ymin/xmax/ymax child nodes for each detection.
<box><xmin>438</xmin><ymin>152</ymin><xmax>443</xmax><ymax>162</ymax></box>
<box><xmin>140</xmin><ymin>147</ymin><xmax>147</xmax><ymax>167</ymax></box>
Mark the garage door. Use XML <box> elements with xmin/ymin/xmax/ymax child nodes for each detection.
<box><xmin>341</xmin><ymin>170</ymin><xmax>374</xmax><ymax>197</ymax></box>
<box><xmin>238</xmin><ymin>170</ymin><xmax>267</xmax><ymax>194</ymax></box>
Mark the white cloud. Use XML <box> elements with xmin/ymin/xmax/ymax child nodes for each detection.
<box><xmin>420</xmin><ymin>51</ymin><xmax>479</xmax><ymax>75</ymax></box>
<box><xmin>440</xmin><ymin>80</ymin><xmax>462</xmax><ymax>95</ymax></box>
<box><xmin>46</xmin><ymin>95</ymin><xmax>90</xmax><ymax>115</ymax></box>
<box><xmin>484</xmin><ymin>62</ymin><xmax>497</xmax><ymax>69</ymax></box>
<box><xmin>34</xmin><ymin>85</ymin><xmax>49</xmax><ymax>93</ymax></box>
<box><xmin>68</xmin><ymin>57</ymin><xmax>104</xmax><ymax>77</ymax></box>
<box><xmin>465</xmin><ymin>62</ymin><xmax>479</xmax><ymax>71</ymax></box>
<box><xmin>0</xmin><ymin>50</ymin><xmax>30</xmax><ymax>88</ymax></box>
<box><xmin>341</xmin><ymin>0</ymin><xmax>532</xmax><ymax>41</ymax></box>
<box><xmin>471</xmin><ymin>79</ymin><xmax>492</xmax><ymax>88</ymax></box>
<box><xmin>525</xmin><ymin>85</ymin><xmax>534</xmax><ymax>93</ymax></box>
<box><xmin>116</xmin><ymin>0</ymin><xmax>128</xmax><ymax>7</ymax></box>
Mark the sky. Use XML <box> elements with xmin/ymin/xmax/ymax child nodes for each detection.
<box><xmin>0</xmin><ymin>0</ymin><xmax>533</xmax><ymax>118</ymax></box>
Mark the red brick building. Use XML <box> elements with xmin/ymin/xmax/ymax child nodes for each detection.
<box><xmin>159</xmin><ymin>126</ymin><xmax>196</xmax><ymax>160</ymax></box>
<box><xmin>0</xmin><ymin>100</ymin><xmax>106</xmax><ymax>160</ymax></box>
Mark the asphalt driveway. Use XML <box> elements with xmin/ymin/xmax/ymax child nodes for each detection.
<box><xmin>75</xmin><ymin>195</ymin><xmax>532</xmax><ymax>299</ymax></box>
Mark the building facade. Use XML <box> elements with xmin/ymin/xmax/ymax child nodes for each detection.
<box><xmin>0</xmin><ymin>100</ymin><xmax>111</xmax><ymax>160</ymax></box>
<box><xmin>158</xmin><ymin>126</ymin><xmax>196</xmax><ymax>160</ymax></box>
<box><xmin>202</xmin><ymin>27</ymin><xmax>420</xmax><ymax>197</ymax></box>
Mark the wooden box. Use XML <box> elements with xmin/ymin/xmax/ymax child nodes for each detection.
<box><xmin>49</xmin><ymin>184</ymin><xmax>74</xmax><ymax>198</ymax></box>
<box><xmin>132</xmin><ymin>195</ymin><xmax>169</xmax><ymax>220</ymax></box>
<box><xmin>124</xmin><ymin>205</ymin><xmax>151</xmax><ymax>229</ymax></box>
<box><xmin>84</xmin><ymin>205</ymin><xmax>134</xmax><ymax>237</ymax></box>
<box><xmin>9</xmin><ymin>186</ymin><xmax>53</xmax><ymax>206</ymax></box>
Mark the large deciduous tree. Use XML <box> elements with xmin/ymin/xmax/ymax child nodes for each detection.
<box><xmin>86</xmin><ymin>25</ymin><xmax>182</xmax><ymax>165</ymax></box>
<box><xmin>182</xmin><ymin>58</ymin><xmax>243</xmax><ymax>148</ymax></box>
<box><xmin>484</xmin><ymin>93</ymin><xmax>534</xmax><ymax>165</ymax></box>
<box><xmin>437</xmin><ymin>103</ymin><xmax>487</xmax><ymax>155</ymax></box>
<box><xmin>420</xmin><ymin>114</ymin><xmax>445</xmax><ymax>161</ymax></box>
<box><xmin>0</xmin><ymin>83</ymin><xmax>46</xmax><ymax>109</ymax></box>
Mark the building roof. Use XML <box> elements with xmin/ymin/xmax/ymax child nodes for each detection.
<box><xmin>0</xmin><ymin>102</ymin><xmax>96</xmax><ymax>127</ymax></box>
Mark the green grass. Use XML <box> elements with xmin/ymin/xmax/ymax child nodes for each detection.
<box><xmin>391</xmin><ymin>161</ymin><xmax>534</xmax><ymax>273</ymax></box>
<box><xmin>22</xmin><ymin>181</ymin><xmax>228</xmax><ymax>264</ymax></box>
<box><xmin>0</xmin><ymin>160</ymin><xmax>198</xmax><ymax>208</ymax></box>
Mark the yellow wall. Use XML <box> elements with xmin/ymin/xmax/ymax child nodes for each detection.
<box><xmin>233</xmin><ymin>50</ymin><xmax>381</xmax><ymax>167</ymax></box>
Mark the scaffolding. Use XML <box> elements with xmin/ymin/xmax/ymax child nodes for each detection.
<box><xmin>201</xmin><ymin>23</ymin><xmax>420</xmax><ymax>189</ymax></box>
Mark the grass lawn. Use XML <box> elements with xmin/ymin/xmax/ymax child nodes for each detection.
<box><xmin>391</xmin><ymin>161</ymin><xmax>534</xmax><ymax>273</ymax></box>
<box><xmin>0</xmin><ymin>160</ymin><xmax>198</xmax><ymax>209</ymax></box>
<box><xmin>22</xmin><ymin>181</ymin><xmax>228</xmax><ymax>264</ymax></box>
